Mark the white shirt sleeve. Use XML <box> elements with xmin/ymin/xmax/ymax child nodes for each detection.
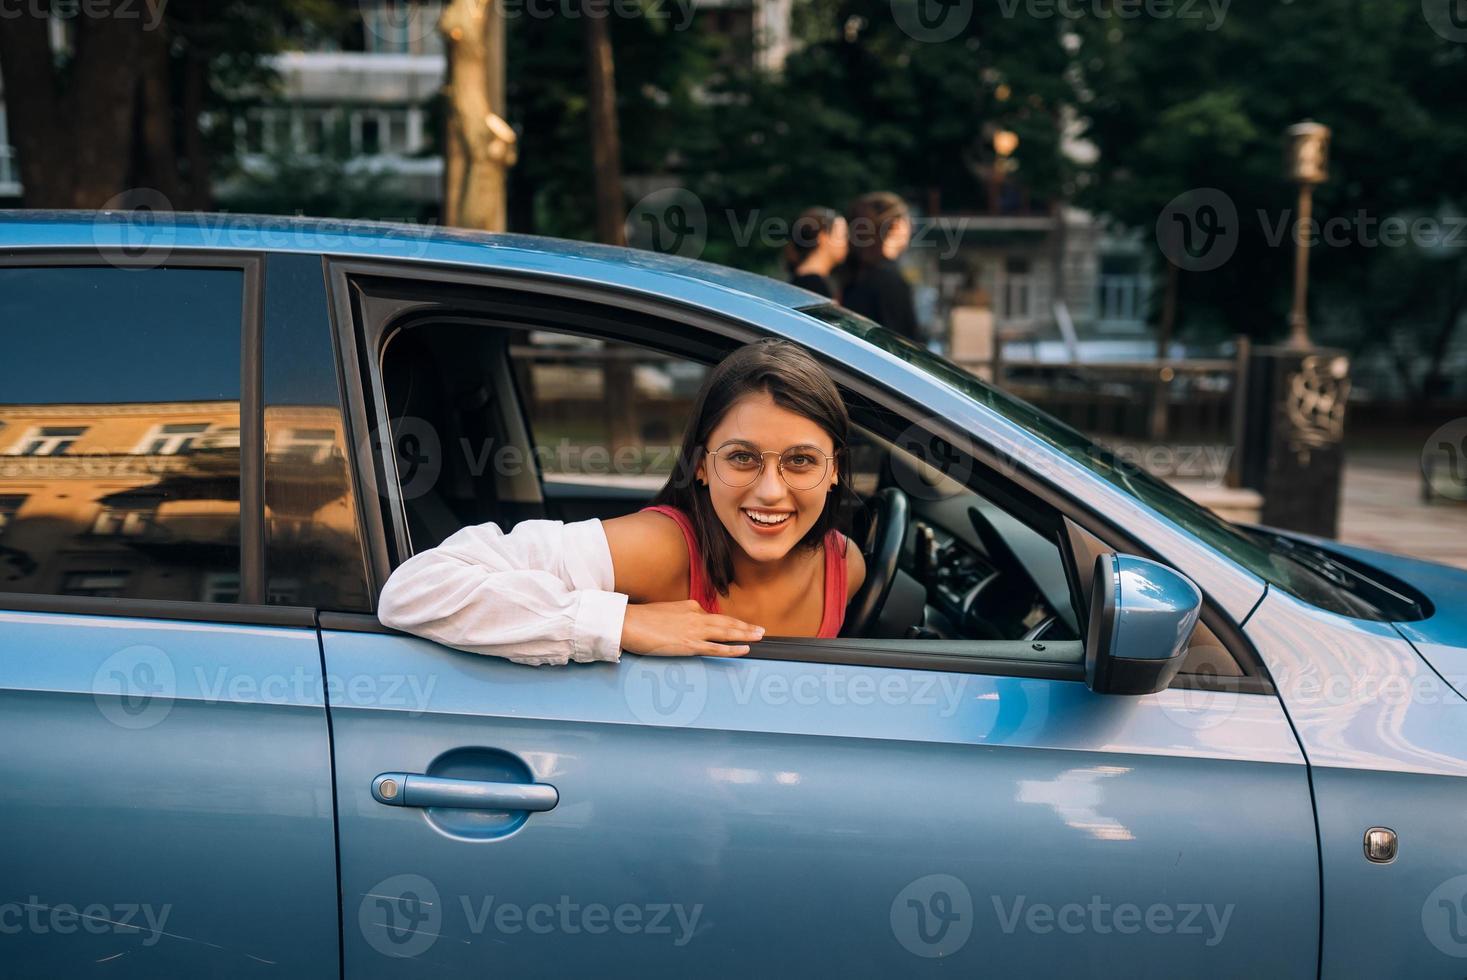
<box><xmin>376</xmin><ymin>518</ymin><xmax>628</xmax><ymax>667</ymax></box>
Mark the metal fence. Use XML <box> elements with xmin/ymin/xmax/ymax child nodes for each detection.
<box><xmin>973</xmin><ymin>339</ymin><xmax>1251</xmax><ymax>487</ymax></box>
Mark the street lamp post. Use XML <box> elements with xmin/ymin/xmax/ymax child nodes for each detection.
<box><xmin>1284</xmin><ymin>121</ymin><xmax>1331</xmax><ymax>349</ymax></box>
<box><xmin>988</xmin><ymin>129</ymin><xmax>1019</xmax><ymax>214</ymax></box>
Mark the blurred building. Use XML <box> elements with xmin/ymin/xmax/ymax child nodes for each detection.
<box><xmin>910</xmin><ymin>209</ymin><xmax>1153</xmax><ymax>355</ymax></box>
<box><xmin>222</xmin><ymin>0</ymin><xmax>792</xmax><ymax>212</ymax></box>
<box><xmin>219</xmin><ymin>1</ymin><xmax>449</xmax><ymax>209</ymax></box>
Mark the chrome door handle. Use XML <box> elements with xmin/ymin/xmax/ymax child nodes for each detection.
<box><xmin>371</xmin><ymin>772</ymin><xmax>559</xmax><ymax>812</ymax></box>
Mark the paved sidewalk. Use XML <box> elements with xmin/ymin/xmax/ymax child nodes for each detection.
<box><xmin>1335</xmin><ymin>452</ymin><xmax>1467</xmax><ymax>570</ymax></box>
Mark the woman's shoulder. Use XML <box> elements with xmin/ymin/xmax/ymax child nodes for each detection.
<box><xmin>602</xmin><ymin>509</ymin><xmax>693</xmax><ymax>601</ymax></box>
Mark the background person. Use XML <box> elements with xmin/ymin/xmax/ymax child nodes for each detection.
<box><xmin>785</xmin><ymin>207</ymin><xmax>848</xmax><ymax>299</ymax></box>
<box><xmin>841</xmin><ymin>191</ymin><xmax>919</xmax><ymax>342</ymax></box>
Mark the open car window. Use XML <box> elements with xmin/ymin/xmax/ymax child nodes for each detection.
<box><xmin>379</xmin><ymin>319</ymin><xmax>1085</xmax><ymax>661</ymax></box>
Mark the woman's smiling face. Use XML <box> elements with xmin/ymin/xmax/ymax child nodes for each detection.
<box><xmin>695</xmin><ymin>390</ymin><xmax>837</xmax><ymax>564</ymax></box>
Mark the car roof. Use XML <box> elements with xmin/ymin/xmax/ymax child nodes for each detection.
<box><xmin>0</xmin><ymin>210</ymin><xmax>826</xmax><ymax>310</ymax></box>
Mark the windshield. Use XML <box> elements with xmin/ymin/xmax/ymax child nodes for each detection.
<box><xmin>805</xmin><ymin>303</ymin><xmax>1384</xmax><ymax>620</ymax></box>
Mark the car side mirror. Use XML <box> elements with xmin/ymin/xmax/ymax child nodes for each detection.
<box><xmin>1086</xmin><ymin>554</ymin><xmax>1202</xmax><ymax>695</ymax></box>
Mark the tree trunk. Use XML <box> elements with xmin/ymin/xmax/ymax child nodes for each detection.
<box><xmin>179</xmin><ymin>1</ymin><xmax>214</xmax><ymax>211</ymax></box>
<box><xmin>440</xmin><ymin>0</ymin><xmax>516</xmax><ymax>230</ymax></box>
<box><xmin>0</xmin><ymin>9</ymin><xmax>69</xmax><ymax>206</ymax></box>
<box><xmin>1156</xmin><ymin>259</ymin><xmax>1180</xmax><ymax>359</ymax></box>
<box><xmin>0</xmin><ymin>1</ymin><xmax>148</xmax><ymax>208</ymax></box>
<box><xmin>583</xmin><ymin>3</ymin><xmax>625</xmax><ymax>246</ymax></box>
<box><xmin>135</xmin><ymin>19</ymin><xmax>184</xmax><ymax>205</ymax></box>
<box><xmin>64</xmin><ymin>5</ymin><xmax>148</xmax><ymax>207</ymax></box>
<box><xmin>1417</xmin><ymin>254</ymin><xmax>1467</xmax><ymax>409</ymax></box>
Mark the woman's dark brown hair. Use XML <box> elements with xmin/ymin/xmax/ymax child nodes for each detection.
<box><xmin>843</xmin><ymin>191</ymin><xmax>909</xmax><ymax>278</ymax></box>
<box><xmin>651</xmin><ymin>338</ymin><xmax>856</xmax><ymax>595</ymax></box>
<box><xmin>783</xmin><ymin>207</ymin><xmax>841</xmax><ymax>274</ymax></box>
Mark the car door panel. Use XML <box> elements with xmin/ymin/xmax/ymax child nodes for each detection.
<box><xmin>326</xmin><ymin>628</ymin><xmax>1317</xmax><ymax>978</ymax></box>
<box><xmin>0</xmin><ymin>608</ymin><xmax>338</xmax><ymax>978</ymax></box>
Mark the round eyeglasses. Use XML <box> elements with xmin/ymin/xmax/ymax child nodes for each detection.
<box><xmin>705</xmin><ymin>444</ymin><xmax>835</xmax><ymax>491</ymax></box>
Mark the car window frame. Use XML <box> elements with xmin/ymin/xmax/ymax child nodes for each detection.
<box><xmin>0</xmin><ymin>247</ymin><xmax>317</xmax><ymax>629</ymax></box>
<box><xmin>327</xmin><ymin>257</ymin><xmax>1270</xmax><ymax>692</ymax></box>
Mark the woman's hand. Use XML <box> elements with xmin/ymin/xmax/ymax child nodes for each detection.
<box><xmin>620</xmin><ymin>600</ymin><xmax>765</xmax><ymax>657</ymax></box>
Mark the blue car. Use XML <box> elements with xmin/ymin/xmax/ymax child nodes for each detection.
<box><xmin>2</xmin><ymin>210</ymin><xmax>1466</xmax><ymax>978</ymax></box>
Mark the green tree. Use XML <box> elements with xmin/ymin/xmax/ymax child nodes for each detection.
<box><xmin>680</xmin><ymin>0</ymin><xmax>1075</xmax><ymax>269</ymax></box>
<box><xmin>1070</xmin><ymin>0</ymin><xmax>1467</xmax><ymax>402</ymax></box>
<box><xmin>505</xmin><ymin>0</ymin><xmax>714</xmax><ymax>239</ymax></box>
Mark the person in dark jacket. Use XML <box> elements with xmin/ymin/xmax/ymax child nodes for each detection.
<box><xmin>784</xmin><ymin>207</ymin><xmax>848</xmax><ymax>299</ymax></box>
<box><xmin>841</xmin><ymin>192</ymin><xmax>919</xmax><ymax>342</ymax></box>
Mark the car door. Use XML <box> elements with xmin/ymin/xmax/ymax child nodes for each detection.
<box><xmin>323</xmin><ymin>268</ymin><xmax>1321</xmax><ymax>978</ymax></box>
<box><xmin>0</xmin><ymin>255</ymin><xmax>339</xmax><ymax>977</ymax></box>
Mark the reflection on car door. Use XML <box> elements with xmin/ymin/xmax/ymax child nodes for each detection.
<box><xmin>325</xmin><ymin>624</ymin><xmax>1317</xmax><ymax>978</ymax></box>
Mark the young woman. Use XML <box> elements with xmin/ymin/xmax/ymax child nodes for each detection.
<box><xmin>784</xmin><ymin>207</ymin><xmax>849</xmax><ymax>299</ymax></box>
<box><xmin>376</xmin><ymin>338</ymin><xmax>867</xmax><ymax>665</ymax></box>
<box><xmin>841</xmin><ymin>191</ymin><xmax>920</xmax><ymax>342</ymax></box>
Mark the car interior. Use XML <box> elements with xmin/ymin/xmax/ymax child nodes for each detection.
<box><xmin>376</xmin><ymin>313</ymin><xmax>1084</xmax><ymax>647</ymax></box>
<box><xmin>363</xmin><ymin>283</ymin><xmax>1242</xmax><ymax>677</ymax></box>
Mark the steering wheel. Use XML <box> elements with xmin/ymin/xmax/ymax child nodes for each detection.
<box><xmin>842</xmin><ymin>487</ymin><xmax>909</xmax><ymax>637</ymax></box>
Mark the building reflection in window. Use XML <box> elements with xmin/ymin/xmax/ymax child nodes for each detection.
<box><xmin>0</xmin><ymin>266</ymin><xmax>245</xmax><ymax>604</ymax></box>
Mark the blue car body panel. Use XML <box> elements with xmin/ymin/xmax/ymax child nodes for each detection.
<box><xmin>1307</xmin><ymin>539</ymin><xmax>1467</xmax><ymax>692</ymax></box>
<box><xmin>0</xmin><ymin>609</ymin><xmax>338</xmax><ymax>977</ymax></box>
<box><xmin>326</xmin><ymin>629</ymin><xmax>1317</xmax><ymax>978</ymax></box>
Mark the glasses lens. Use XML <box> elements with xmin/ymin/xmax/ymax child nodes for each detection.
<box><xmin>712</xmin><ymin>448</ymin><xmax>762</xmax><ymax>487</ymax></box>
<box><xmin>779</xmin><ymin>450</ymin><xmax>829</xmax><ymax>490</ymax></box>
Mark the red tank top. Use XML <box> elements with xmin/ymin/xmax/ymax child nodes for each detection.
<box><xmin>640</xmin><ymin>505</ymin><xmax>849</xmax><ymax>638</ymax></box>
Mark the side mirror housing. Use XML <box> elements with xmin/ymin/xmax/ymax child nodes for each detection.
<box><xmin>1086</xmin><ymin>554</ymin><xmax>1202</xmax><ymax>695</ymax></box>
